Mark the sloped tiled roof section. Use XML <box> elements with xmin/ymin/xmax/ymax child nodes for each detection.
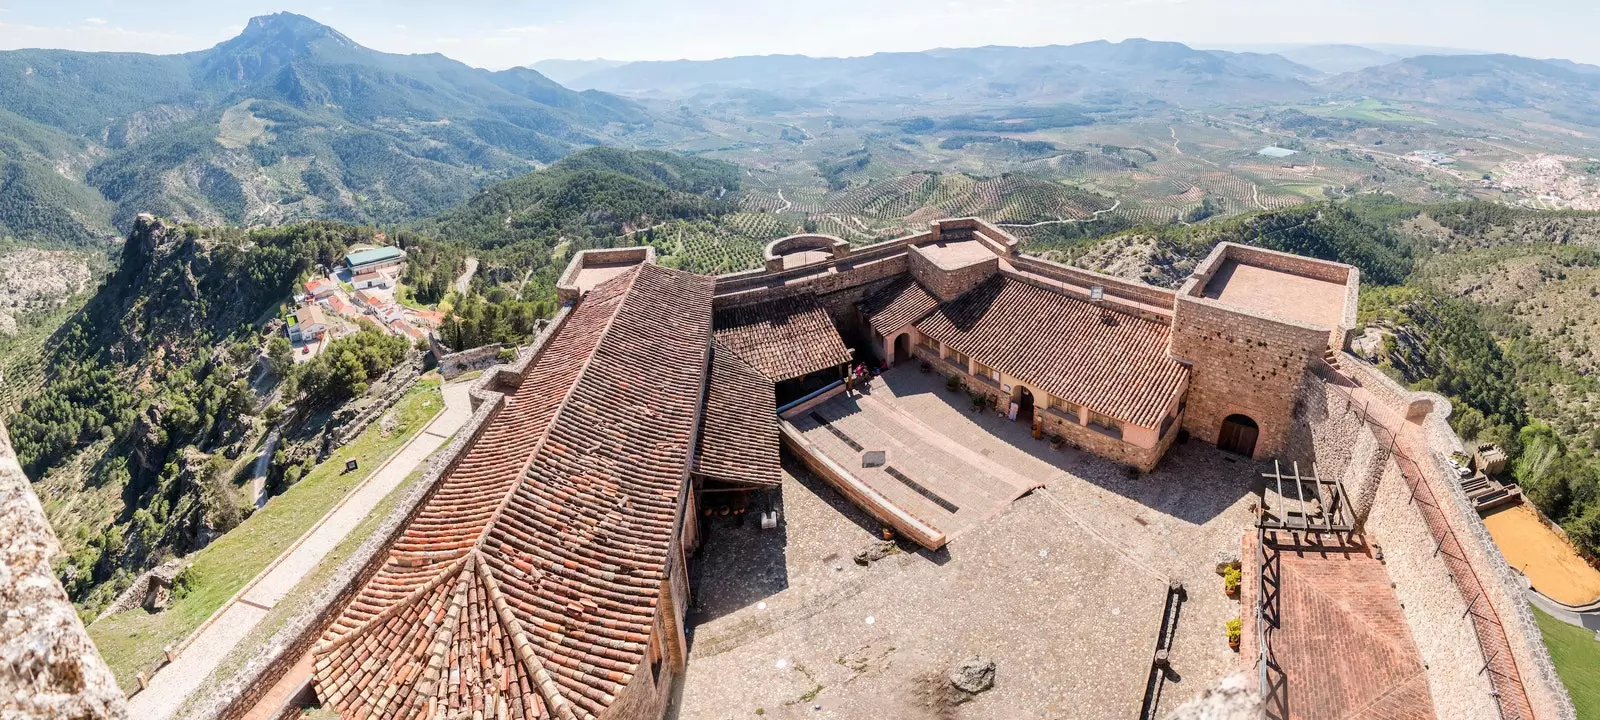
<box><xmin>713</xmin><ymin>293</ymin><xmax>852</xmax><ymax>382</ymax></box>
<box><xmin>916</xmin><ymin>275</ymin><xmax>1188</xmax><ymax>428</ymax></box>
<box><xmin>694</xmin><ymin>345</ymin><xmax>780</xmax><ymax>488</ymax></box>
<box><xmin>313</xmin><ymin>263</ymin><xmax>715</xmax><ymax>720</ymax></box>
<box><xmin>858</xmin><ymin>276</ymin><xmax>939</xmax><ymax>335</ymax></box>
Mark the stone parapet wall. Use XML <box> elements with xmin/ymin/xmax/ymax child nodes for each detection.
<box><xmin>714</xmin><ymin>232</ymin><xmax>933</xmax><ymax>297</ymax></box>
<box><xmin>1328</xmin><ymin>359</ymin><xmax>1574</xmax><ymax>720</ymax></box>
<box><xmin>555</xmin><ymin>246</ymin><xmax>655</xmax><ymax>303</ymax></box>
<box><xmin>908</xmin><ymin>243</ymin><xmax>998</xmax><ymax>301</ymax></box>
<box><xmin>1179</xmin><ymin>242</ymin><xmax>1359</xmax><ymax>349</ymax></box>
<box><xmin>1008</xmin><ymin>255</ymin><xmax>1177</xmax><ymax>311</ymax></box>
<box><xmin>1172</xmin><ymin>296</ymin><xmax>1329</xmax><ymax>459</ymax></box>
<box><xmin>0</xmin><ymin>423</ymin><xmax>128</xmax><ymax>720</ymax></box>
<box><xmin>190</xmin><ymin>307</ymin><xmax>579</xmax><ymax>720</ymax></box>
<box><xmin>763</xmin><ymin>234</ymin><xmax>850</xmax><ymax>271</ymax></box>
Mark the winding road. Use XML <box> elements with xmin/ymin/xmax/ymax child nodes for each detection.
<box><xmin>996</xmin><ymin>201</ymin><xmax>1122</xmax><ymax>228</ymax></box>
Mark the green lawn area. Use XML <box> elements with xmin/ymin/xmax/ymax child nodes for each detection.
<box><xmin>1312</xmin><ymin>99</ymin><xmax>1435</xmax><ymax>124</ymax></box>
<box><xmin>88</xmin><ymin>378</ymin><xmax>443</xmax><ymax>690</ymax></box>
<box><xmin>1533</xmin><ymin>605</ymin><xmax>1600</xmax><ymax>717</ymax></box>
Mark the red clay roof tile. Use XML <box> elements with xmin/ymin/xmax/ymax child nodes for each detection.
<box><xmin>313</xmin><ymin>263</ymin><xmax>714</xmax><ymax>719</ymax></box>
<box><xmin>693</xmin><ymin>345</ymin><xmax>780</xmax><ymax>488</ymax></box>
<box><xmin>713</xmin><ymin>293</ymin><xmax>852</xmax><ymax>382</ymax></box>
<box><xmin>915</xmin><ymin>275</ymin><xmax>1188</xmax><ymax>428</ymax></box>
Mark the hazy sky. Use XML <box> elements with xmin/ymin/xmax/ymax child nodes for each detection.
<box><xmin>0</xmin><ymin>0</ymin><xmax>1594</xmax><ymax>67</ymax></box>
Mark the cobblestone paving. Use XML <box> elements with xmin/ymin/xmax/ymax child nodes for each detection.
<box><xmin>677</xmin><ymin>368</ymin><xmax>1266</xmax><ymax>718</ymax></box>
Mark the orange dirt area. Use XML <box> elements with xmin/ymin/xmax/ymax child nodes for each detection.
<box><xmin>1483</xmin><ymin>503</ymin><xmax>1600</xmax><ymax>606</ymax></box>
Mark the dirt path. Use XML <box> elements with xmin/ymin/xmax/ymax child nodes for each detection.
<box><xmin>996</xmin><ymin>200</ymin><xmax>1122</xmax><ymax>228</ymax></box>
<box><xmin>775</xmin><ymin>188</ymin><xmax>793</xmax><ymax>214</ymax></box>
<box><xmin>1169</xmin><ymin>126</ymin><xmax>1184</xmax><ymax>155</ymax></box>
<box><xmin>453</xmin><ymin>257</ymin><xmax>477</xmax><ymax>296</ymax></box>
<box><xmin>127</xmin><ymin>381</ymin><xmax>475</xmax><ymax>720</ymax></box>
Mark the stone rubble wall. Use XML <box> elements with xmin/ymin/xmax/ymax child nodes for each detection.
<box><xmin>185</xmin><ymin>305</ymin><xmax>576</xmax><ymax>720</ymax></box>
<box><xmin>0</xmin><ymin>422</ymin><xmax>128</xmax><ymax>720</ymax></box>
<box><xmin>434</xmin><ymin>342</ymin><xmax>507</xmax><ymax>380</ymax></box>
<box><xmin>329</xmin><ymin>356</ymin><xmax>422</xmax><ymax>447</ymax></box>
<box><xmin>95</xmin><ymin>559</ymin><xmax>184</xmax><ymax>621</ymax></box>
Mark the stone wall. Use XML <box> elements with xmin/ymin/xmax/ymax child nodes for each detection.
<box><xmin>907</xmin><ymin>243</ymin><xmax>998</xmax><ymax>301</ymax></box>
<box><xmin>916</xmin><ymin>349</ymin><xmax>1173</xmax><ymax>472</ymax></box>
<box><xmin>434</xmin><ymin>342</ymin><xmax>508</xmax><ymax>380</ymax></box>
<box><xmin>0</xmin><ymin>422</ymin><xmax>128</xmax><ymax>720</ymax></box>
<box><xmin>1324</xmin><ymin>359</ymin><xmax>1575</xmax><ymax>720</ymax></box>
<box><xmin>188</xmin><ymin>306</ymin><xmax>578</xmax><ymax>720</ymax></box>
<box><xmin>1367</xmin><ymin>460</ymin><xmax>1501</xmax><ymax>719</ymax></box>
<box><xmin>1171</xmin><ymin>295</ymin><xmax>1329</xmax><ymax>459</ymax></box>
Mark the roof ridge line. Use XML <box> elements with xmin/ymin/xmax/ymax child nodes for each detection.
<box><xmin>474</xmin><ymin>552</ymin><xmax>583</xmax><ymax>720</ymax></box>
<box><xmin>313</xmin><ymin>555</ymin><xmax>469</xmax><ymax>655</ymax></box>
<box><xmin>465</xmin><ymin>263</ymin><xmax>647</xmax><ymax>559</ymax></box>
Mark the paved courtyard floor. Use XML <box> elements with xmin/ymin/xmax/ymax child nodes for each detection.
<box><xmin>675</xmin><ymin>366</ymin><xmax>1268</xmax><ymax>718</ymax></box>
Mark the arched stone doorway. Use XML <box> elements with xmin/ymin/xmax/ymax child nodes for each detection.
<box><xmin>892</xmin><ymin>333</ymin><xmax>911</xmax><ymax>365</ymax></box>
<box><xmin>1218</xmin><ymin>414</ymin><xmax>1260</xmax><ymax>457</ymax></box>
<box><xmin>1012</xmin><ymin>385</ymin><xmax>1035</xmax><ymax>423</ymax></box>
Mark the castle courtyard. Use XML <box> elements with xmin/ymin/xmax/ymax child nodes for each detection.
<box><xmin>674</xmin><ymin>366</ymin><xmax>1263</xmax><ymax>718</ymax></box>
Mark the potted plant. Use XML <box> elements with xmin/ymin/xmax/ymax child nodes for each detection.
<box><xmin>1223</xmin><ymin>565</ymin><xmax>1241</xmax><ymax>598</ymax></box>
<box><xmin>920</xmin><ymin>359</ymin><xmax>933</xmax><ymax>373</ymax></box>
<box><xmin>947</xmin><ymin>374</ymin><xmax>964</xmax><ymax>393</ymax></box>
<box><xmin>1050</xmin><ymin>434</ymin><xmax>1066</xmax><ymax>450</ymax></box>
<box><xmin>1225</xmin><ymin>618</ymin><xmax>1242</xmax><ymax>651</ymax></box>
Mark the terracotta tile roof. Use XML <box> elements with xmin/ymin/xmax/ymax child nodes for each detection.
<box><xmin>858</xmin><ymin>276</ymin><xmax>938</xmax><ymax>335</ymax></box>
<box><xmin>713</xmin><ymin>293</ymin><xmax>852</xmax><ymax>382</ymax></box>
<box><xmin>313</xmin><ymin>263</ymin><xmax>714</xmax><ymax>720</ymax></box>
<box><xmin>915</xmin><ymin>275</ymin><xmax>1188</xmax><ymax>428</ymax></box>
<box><xmin>694</xmin><ymin>345</ymin><xmax>780</xmax><ymax>488</ymax></box>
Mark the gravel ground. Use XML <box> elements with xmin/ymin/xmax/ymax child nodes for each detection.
<box><xmin>674</xmin><ymin>428</ymin><xmax>1264</xmax><ymax>720</ymax></box>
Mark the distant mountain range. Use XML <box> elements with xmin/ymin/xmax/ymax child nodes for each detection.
<box><xmin>0</xmin><ymin>12</ymin><xmax>650</xmax><ymax>245</ymax></box>
<box><xmin>537</xmin><ymin>40</ymin><xmax>1600</xmax><ymax>126</ymax></box>
<box><xmin>549</xmin><ymin>39</ymin><xmax>1328</xmax><ymax>107</ymax></box>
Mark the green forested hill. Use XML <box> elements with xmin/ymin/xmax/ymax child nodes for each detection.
<box><xmin>0</xmin><ymin>12</ymin><xmax>659</xmax><ymax>247</ymax></box>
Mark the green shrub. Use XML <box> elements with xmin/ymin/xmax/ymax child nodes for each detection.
<box><xmin>1225</xmin><ymin>617</ymin><xmax>1242</xmax><ymax>643</ymax></box>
